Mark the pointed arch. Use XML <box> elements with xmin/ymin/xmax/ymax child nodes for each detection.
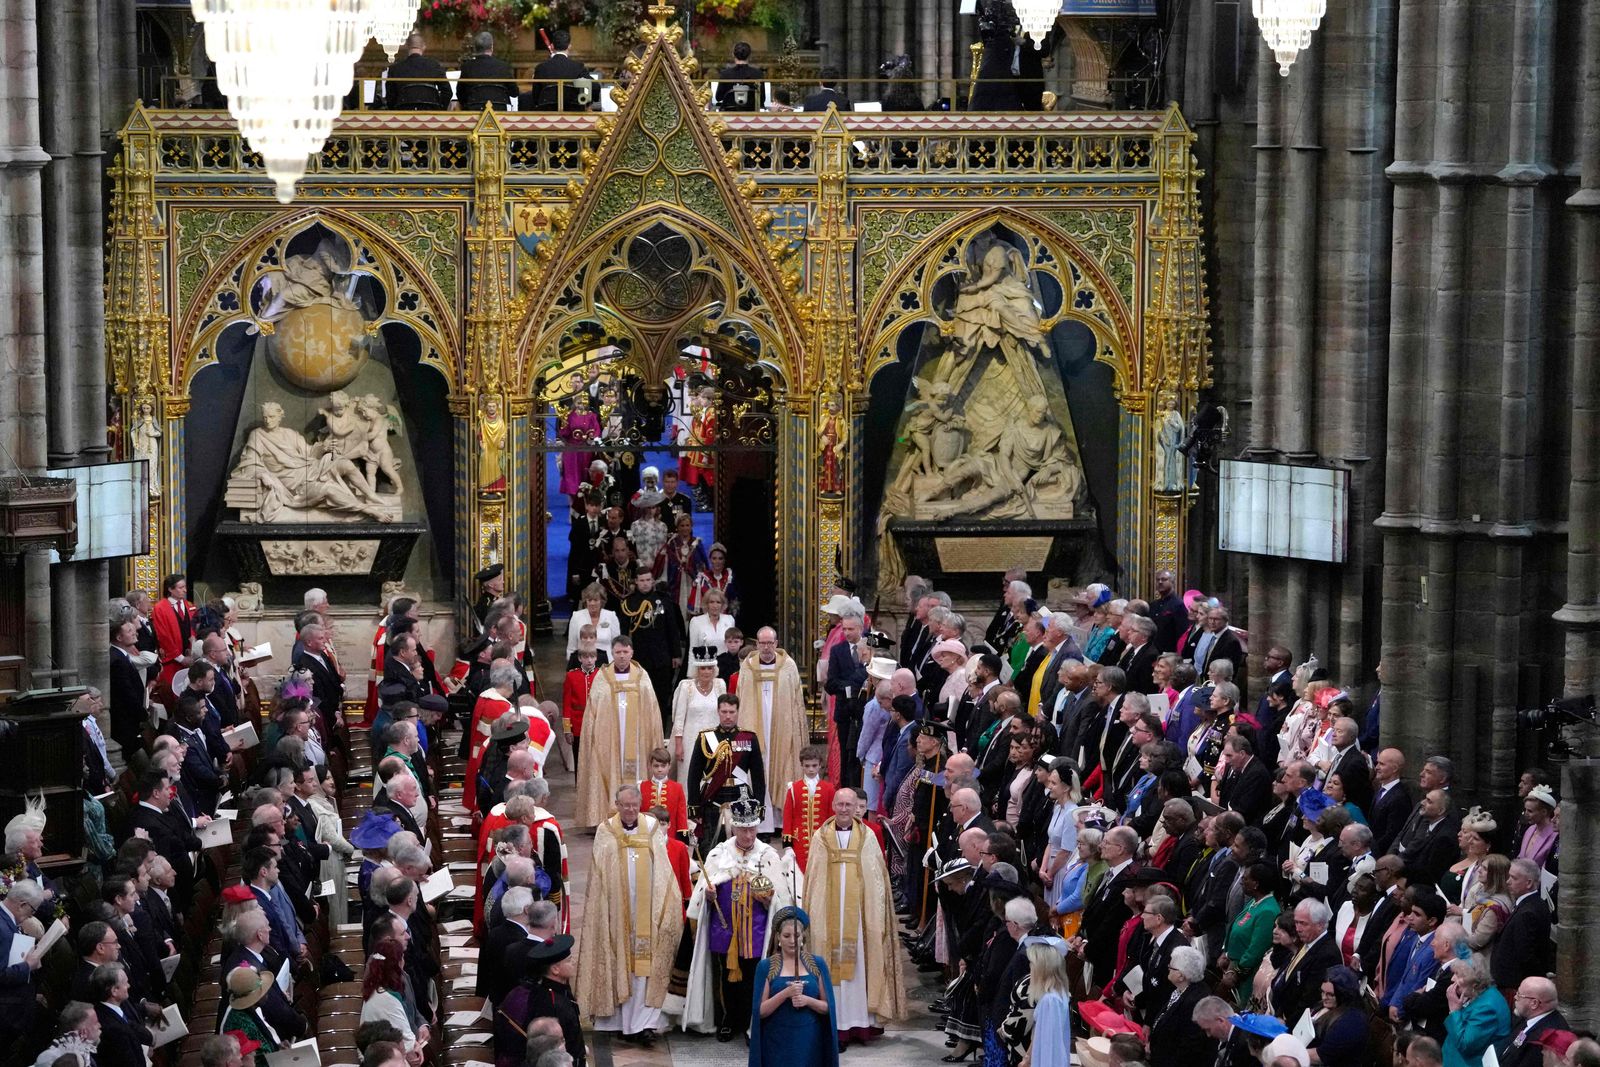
<box><xmin>508</xmin><ymin>13</ymin><xmax>807</xmax><ymax>395</ymax></box>
<box><xmin>172</xmin><ymin>206</ymin><xmax>463</xmax><ymax>395</ymax></box>
<box><xmin>858</xmin><ymin>207</ymin><xmax>1142</xmax><ymax>397</ymax></box>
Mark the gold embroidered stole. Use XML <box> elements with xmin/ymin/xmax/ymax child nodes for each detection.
<box><xmin>610</xmin><ymin>668</ymin><xmax>644</xmax><ymax>781</ymax></box>
<box><xmin>745</xmin><ymin>653</ymin><xmax>787</xmax><ymax>747</ymax></box>
<box><xmin>610</xmin><ymin>818</ymin><xmax>655</xmax><ymax>978</ymax></box>
<box><xmin>816</xmin><ymin>820</ymin><xmax>865</xmax><ymax>981</ymax></box>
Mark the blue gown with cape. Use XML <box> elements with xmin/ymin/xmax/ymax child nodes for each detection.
<box><xmin>748</xmin><ymin>956</ymin><xmax>841</xmax><ymax>1067</ymax></box>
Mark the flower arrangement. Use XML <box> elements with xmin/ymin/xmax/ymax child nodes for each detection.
<box><xmin>417</xmin><ymin>0</ymin><xmax>596</xmax><ymax>38</ymax></box>
<box><xmin>693</xmin><ymin>0</ymin><xmax>755</xmax><ymax>34</ymax></box>
<box><xmin>418</xmin><ymin>0</ymin><xmax>524</xmax><ymax>37</ymax></box>
<box><xmin>0</xmin><ymin>858</ymin><xmax>66</xmax><ymax>923</ymax></box>
<box><xmin>693</xmin><ymin>0</ymin><xmax>798</xmax><ymax>40</ymax></box>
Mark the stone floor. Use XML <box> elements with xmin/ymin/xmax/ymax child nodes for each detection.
<box><xmin>527</xmin><ymin>636</ymin><xmax>955</xmax><ymax>1067</ymax></box>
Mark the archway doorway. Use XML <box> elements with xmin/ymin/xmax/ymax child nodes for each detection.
<box><xmin>524</xmin><ymin>218</ymin><xmax>783</xmax><ymax>641</ymax></box>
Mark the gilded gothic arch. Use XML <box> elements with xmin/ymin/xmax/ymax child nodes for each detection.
<box><xmin>173</xmin><ymin>208</ymin><xmax>462</xmax><ymax>394</ymax></box>
<box><xmin>858</xmin><ymin>208</ymin><xmax>1142</xmax><ymax>397</ymax></box>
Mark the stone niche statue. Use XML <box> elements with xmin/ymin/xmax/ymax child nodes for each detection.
<box><xmin>883</xmin><ymin>231</ymin><xmax>1089</xmax><ymax>523</ymax></box>
<box><xmin>225</xmin><ymin>395</ymin><xmax>403</xmax><ymax>524</ymax></box>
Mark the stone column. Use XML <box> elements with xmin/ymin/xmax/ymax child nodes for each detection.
<box><xmin>1559</xmin><ymin>760</ymin><xmax>1600</xmax><ymax>1027</ymax></box>
<box><xmin>0</xmin><ymin>0</ymin><xmax>50</xmax><ymax>477</ymax></box>
<box><xmin>1557</xmin><ymin>0</ymin><xmax>1600</xmax><ymax>701</ymax></box>
<box><xmin>39</xmin><ymin>0</ymin><xmax>115</xmax><ymax>702</ymax></box>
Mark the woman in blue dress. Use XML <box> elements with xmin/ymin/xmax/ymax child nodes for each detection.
<box><xmin>750</xmin><ymin>907</ymin><xmax>840</xmax><ymax>1067</ymax></box>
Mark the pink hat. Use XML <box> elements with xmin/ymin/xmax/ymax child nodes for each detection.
<box><xmin>931</xmin><ymin>639</ymin><xmax>967</xmax><ymax>660</ymax></box>
<box><xmin>1182</xmin><ymin>589</ymin><xmax>1206</xmax><ymax>610</ymax></box>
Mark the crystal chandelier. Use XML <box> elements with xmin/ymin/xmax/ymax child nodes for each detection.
<box><xmin>192</xmin><ymin>0</ymin><xmax>376</xmax><ymax>203</ymax></box>
<box><xmin>1253</xmin><ymin>0</ymin><xmax>1327</xmax><ymax>76</ymax></box>
<box><xmin>1013</xmin><ymin>0</ymin><xmax>1059</xmax><ymax>46</ymax></box>
<box><xmin>368</xmin><ymin>0</ymin><xmax>421</xmax><ymax>62</ymax></box>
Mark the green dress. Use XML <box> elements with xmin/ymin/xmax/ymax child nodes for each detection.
<box><xmin>1223</xmin><ymin>893</ymin><xmax>1282</xmax><ymax>998</ymax></box>
<box><xmin>220</xmin><ymin>1005</ymin><xmax>280</xmax><ymax>1067</ymax></box>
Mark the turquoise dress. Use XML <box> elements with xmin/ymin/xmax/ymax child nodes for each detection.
<box><xmin>1442</xmin><ymin>986</ymin><xmax>1512</xmax><ymax>1067</ymax></box>
<box><xmin>749</xmin><ymin>957</ymin><xmax>840</xmax><ymax>1067</ymax></box>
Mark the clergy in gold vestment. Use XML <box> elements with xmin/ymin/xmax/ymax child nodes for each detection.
<box><xmin>574</xmin><ymin>786</ymin><xmax>683</xmax><ymax>1038</ymax></box>
<box><xmin>576</xmin><ymin>637</ymin><xmax>664</xmax><ymax>827</ymax></box>
<box><xmin>802</xmin><ymin>788</ymin><xmax>906</xmax><ymax>1045</ymax></box>
<box><xmin>738</xmin><ymin>628</ymin><xmax>807</xmax><ymax>830</ymax></box>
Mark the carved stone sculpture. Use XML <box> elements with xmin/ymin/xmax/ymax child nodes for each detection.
<box><xmin>257</xmin><ymin>234</ymin><xmax>373</xmax><ymax>391</ymax></box>
<box><xmin>1154</xmin><ymin>396</ymin><xmax>1188</xmax><ymax>493</ymax></box>
<box><xmin>261</xmin><ymin>539</ymin><xmax>380</xmax><ymax>575</ymax></box>
<box><xmin>225</xmin><ymin>400</ymin><xmax>402</xmax><ymax>523</ymax></box>
<box><xmin>129</xmin><ymin>397</ymin><xmax>163</xmax><ymax>498</ymax></box>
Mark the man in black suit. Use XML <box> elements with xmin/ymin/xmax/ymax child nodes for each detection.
<box><xmin>1216</xmin><ymin>735</ymin><xmax>1274</xmax><ymax>824</ymax></box>
<box><xmin>523</xmin><ymin>29</ymin><xmax>589</xmax><ymax>112</ymax></box>
<box><xmin>975</xmin><ymin>690</ymin><xmax>1026</xmax><ymax>799</ymax></box>
<box><xmin>1130</xmin><ymin>895</ymin><xmax>1190</xmax><ymax>1022</ymax></box>
<box><xmin>1194</xmin><ymin>995</ymin><xmax>1251</xmax><ymax>1066</ymax></box>
<box><xmin>199</xmin><ymin>633</ymin><xmax>242</xmax><ymax>728</ymax></box>
<box><xmin>1148</xmin><ymin>570</ymin><xmax>1187</xmax><ymax>653</ymax></box>
<box><xmin>222</xmin><ymin>908</ymin><xmax>306</xmax><ymax>1041</ymax></box>
<box><xmin>1269</xmin><ymin>898</ymin><xmax>1342</xmax><ymax>1022</ymax></box>
<box><xmin>899</xmin><ymin>581</ymin><xmax>934</xmax><ymax>666</ymax></box>
<box><xmin>1115</xmin><ymin>614</ymin><xmax>1161</xmax><ymax>695</ymax></box>
<box><xmin>567</xmin><ymin>491</ymin><xmax>608</xmax><ymax>605</ymax></box>
<box><xmin>374</xmin><ymin>773</ymin><xmax>425</xmax><ymax>839</ymax></box>
<box><xmin>480</xmin><ymin>885</ymin><xmax>541</xmax><ymax>1004</ymax></box>
<box><xmin>285</xmin><ymin>764</ymin><xmax>333</xmax><ymax>869</ymax></box>
<box><xmin>1497</xmin><ymin>976</ymin><xmax>1566</xmax><ymax>1067</ymax></box>
<box><xmin>458</xmin><ymin>32</ymin><xmax>517</xmax><ymax>112</ymax></box>
<box><xmin>981</xmin><ymin>570</ymin><xmax>1028</xmax><ymax>653</ymax></box>
<box><xmin>1252</xmin><ymin>644</ymin><xmax>1293</xmax><ymax>722</ymax></box>
<box><xmin>385</xmin><ymin>33</ymin><xmax>451</xmax><ymax>110</ymax></box>
<box><xmin>72</xmin><ymin>921</ymin><xmax>126</xmax><ymax>1002</ymax></box>
<box><xmin>101</xmin><ymin>876</ymin><xmax>167</xmax><ymax>1006</ymax></box>
<box><xmin>802</xmin><ymin>67</ymin><xmax>852</xmax><ymax>112</ymax></box>
<box><xmin>715</xmin><ymin>41</ymin><xmax>765</xmax><ymax>111</ymax></box>
<box><xmin>1191</xmin><ymin>604</ymin><xmax>1243</xmax><ymax>677</ymax></box>
<box><xmin>824</xmin><ymin>615</ymin><xmax>870</xmax><ymax>785</ymax></box>
<box><xmin>293</xmin><ymin>621</ymin><xmax>345</xmax><ymax>720</ymax></box>
<box><xmin>90</xmin><ymin>963</ymin><xmax>152</xmax><ymax>1067</ymax></box>
<box><xmin>1183</xmin><ymin>813</ymin><xmax>1244</xmax><ymax>962</ymax></box>
<box><xmin>1354</xmin><ymin>856</ymin><xmax>1406</xmax><ymax>982</ymax></box>
<box><xmin>964</xmin><ymin>654</ymin><xmax>1004</xmax><ymax>752</ymax></box>
<box><xmin>1368</xmin><ymin>747</ymin><xmax>1412</xmax><ymax>855</ymax></box>
<box><xmin>1492</xmin><ymin>859</ymin><xmax>1554</xmax><ymax>997</ymax></box>
<box><xmin>110</xmin><ymin>618</ymin><xmax>148</xmax><ymax>756</ymax></box>
<box><xmin>1033</xmin><ymin>616</ymin><xmax>1084</xmax><ymax>714</ymax></box>
<box><xmin>1072</xmin><ymin>666</ymin><xmax>1128</xmax><ymax>780</ymax></box>
<box><xmin>1261</xmin><ymin>761</ymin><xmax>1316</xmax><ymax>864</ymax></box>
<box><xmin>166</xmin><ymin>691</ymin><xmax>223</xmax><ymax>817</ymax></box>
<box><xmin>1321</xmin><ymin>716</ymin><xmax>1373</xmax><ymax>813</ymax></box>
<box><xmin>1394</xmin><ymin>789</ymin><xmax>1459</xmax><ymax>883</ymax></box>
<box><xmin>1072</xmin><ymin>825</ymin><xmax>1139</xmax><ymax>982</ymax></box>
<box><xmin>1010</xmin><ymin>614</ymin><xmax>1050</xmax><ymax>710</ymax></box>
<box><xmin>1051</xmin><ymin>660</ymin><xmax>1095</xmax><ymax>756</ymax></box>
<box><xmin>128</xmin><ymin>771</ymin><xmax>201</xmax><ymax>912</ymax></box>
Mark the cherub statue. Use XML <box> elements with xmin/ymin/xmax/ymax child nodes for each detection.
<box><xmin>355</xmin><ymin>393</ymin><xmax>403</xmax><ymax>495</ymax></box>
<box><xmin>895</xmin><ymin>376</ymin><xmax>966</xmax><ymax>492</ymax></box>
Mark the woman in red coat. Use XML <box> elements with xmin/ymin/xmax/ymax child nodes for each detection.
<box><xmin>150</xmin><ymin>573</ymin><xmax>197</xmax><ymax>709</ymax></box>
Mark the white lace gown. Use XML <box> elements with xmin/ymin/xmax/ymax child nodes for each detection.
<box><xmin>670</xmin><ymin>676</ymin><xmax>727</xmax><ymax>784</ymax></box>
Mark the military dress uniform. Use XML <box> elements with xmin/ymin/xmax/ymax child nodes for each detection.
<box><xmin>686</xmin><ymin>725</ymin><xmax>765</xmax><ymax>856</ymax></box>
<box><xmin>618</xmin><ymin>588</ymin><xmax>685</xmax><ymax>728</ymax></box>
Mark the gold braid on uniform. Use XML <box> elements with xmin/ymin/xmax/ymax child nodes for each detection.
<box><xmin>700</xmin><ymin>731</ymin><xmax>733</xmax><ymax>781</ymax></box>
<box><xmin>620</xmin><ymin>597</ymin><xmax>656</xmax><ymax>629</ymax></box>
